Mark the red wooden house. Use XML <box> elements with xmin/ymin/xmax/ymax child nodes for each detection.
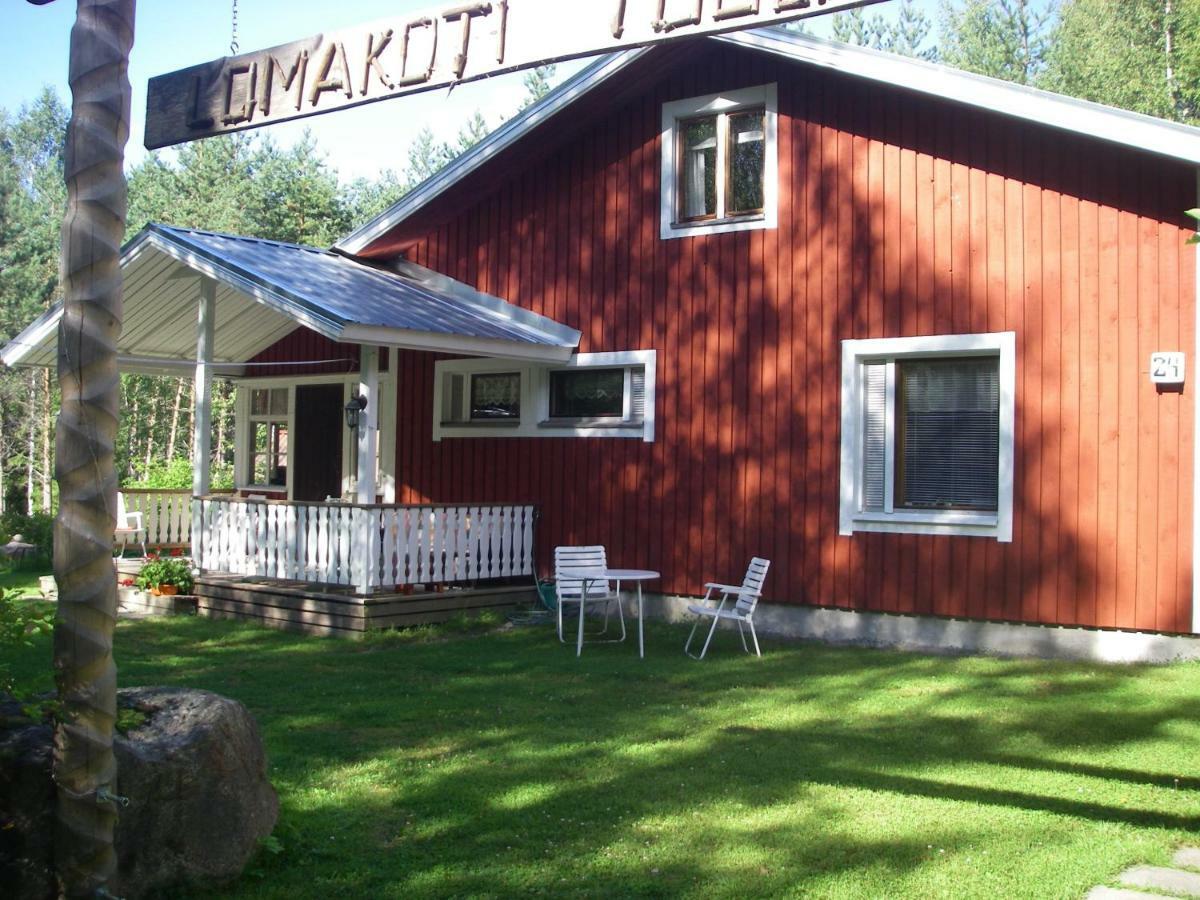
<box><xmin>8</xmin><ymin>29</ymin><xmax>1200</xmax><ymax>657</ymax></box>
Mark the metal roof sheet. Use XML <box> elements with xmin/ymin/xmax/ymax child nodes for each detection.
<box><xmin>2</xmin><ymin>224</ymin><xmax>580</xmax><ymax>371</ymax></box>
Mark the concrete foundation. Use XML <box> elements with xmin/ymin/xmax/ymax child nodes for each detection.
<box><xmin>646</xmin><ymin>594</ymin><xmax>1200</xmax><ymax>664</ymax></box>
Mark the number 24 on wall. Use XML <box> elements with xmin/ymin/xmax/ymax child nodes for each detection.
<box><xmin>1149</xmin><ymin>352</ymin><xmax>1186</xmax><ymax>385</ymax></box>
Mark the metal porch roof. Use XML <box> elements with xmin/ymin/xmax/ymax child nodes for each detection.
<box><xmin>2</xmin><ymin>224</ymin><xmax>580</xmax><ymax>372</ymax></box>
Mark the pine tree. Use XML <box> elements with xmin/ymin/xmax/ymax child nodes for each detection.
<box><xmin>938</xmin><ymin>0</ymin><xmax>1055</xmax><ymax>85</ymax></box>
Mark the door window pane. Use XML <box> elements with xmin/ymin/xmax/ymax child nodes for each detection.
<box><xmin>550</xmin><ymin>369</ymin><xmax>625</xmax><ymax>419</ymax></box>
<box><xmin>727</xmin><ymin>110</ymin><xmax>765</xmax><ymax>214</ymax></box>
<box><xmin>470</xmin><ymin>372</ymin><xmax>521</xmax><ymax>420</ymax></box>
<box><xmin>680</xmin><ymin>116</ymin><xmax>718</xmax><ymax>220</ymax></box>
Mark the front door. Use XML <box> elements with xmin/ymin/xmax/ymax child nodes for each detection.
<box><xmin>292</xmin><ymin>384</ymin><xmax>344</xmax><ymax>501</ymax></box>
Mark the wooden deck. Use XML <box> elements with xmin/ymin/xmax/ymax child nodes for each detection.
<box><xmin>194</xmin><ymin>573</ymin><xmax>537</xmax><ymax>637</ymax></box>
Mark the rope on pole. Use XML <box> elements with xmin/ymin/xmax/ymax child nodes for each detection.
<box><xmin>52</xmin><ymin>1</ymin><xmax>135</xmax><ymax>896</ymax></box>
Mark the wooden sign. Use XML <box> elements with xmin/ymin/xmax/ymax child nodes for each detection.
<box><xmin>145</xmin><ymin>0</ymin><xmax>883</xmax><ymax>149</ymax></box>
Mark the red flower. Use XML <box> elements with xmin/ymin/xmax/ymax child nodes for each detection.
<box><xmin>169</xmin><ymin>548</ymin><xmax>183</xmax><ymax>557</ymax></box>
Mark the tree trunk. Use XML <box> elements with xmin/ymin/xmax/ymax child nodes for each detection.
<box><xmin>41</xmin><ymin>367</ymin><xmax>53</xmax><ymax>513</ymax></box>
<box><xmin>214</xmin><ymin>382</ymin><xmax>227</xmax><ymax>463</ymax></box>
<box><xmin>166</xmin><ymin>378</ymin><xmax>184</xmax><ymax>460</ymax></box>
<box><xmin>52</xmin><ymin>1</ymin><xmax>135</xmax><ymax>896</ymax></box>
<box><xmin>142</xmin><ymin>399</ymin><xmax>157</xmax><ymax>475</ymax></box>
<box><xmin>27</xmin><ymin>377</ymin><xmax>36</xmax><ymax>516</ymax></box>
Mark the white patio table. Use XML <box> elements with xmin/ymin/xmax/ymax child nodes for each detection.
<box><xmin>576</xmin><ymin>568</ymin><xmax>660</xmax><ymax>658</ymax></box>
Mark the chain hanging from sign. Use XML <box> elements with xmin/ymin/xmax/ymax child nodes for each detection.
<box><xmin>145</xmin><ymin>0</ymin><xmax>886</xmax><ymax>149</ymax></box>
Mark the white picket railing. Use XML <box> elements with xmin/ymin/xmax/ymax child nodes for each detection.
<box><xmin>192</xmin><ymin>496</ymin><xmax>537</xmax><ymax>595</ymax></box>
<box><xmin>121</xmin><ymin>489</ymin><xmax>195</xmax><ymax>548</ymax></box>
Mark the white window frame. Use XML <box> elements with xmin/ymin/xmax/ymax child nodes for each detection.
<box><xmin>839</xmin><ymin>332</ymin><xmax>1016</xmax><ymax>542</ymax></box>
<box><xmin>433</xmin><ymin>350</ymin><xmax>657</xmax><ymax>443</ymax></box>
<box><xmin>234</xmin><ymin>372</ymin><xmax>397</xmax><ymax>502</ymax></box>
<box><xmin>660</xmin><ymin>83</ymin><xmax>778</xmax><ymax>240</ymax></box>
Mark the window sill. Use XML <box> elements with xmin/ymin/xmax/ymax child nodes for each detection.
<box><xmin>664</xmin><ymin>213</ymin><xmax>769</xmax><ymax>240</ymax></box>
<box><xmin>538</xmin><ymin>418</ymin><xmax>642</xmax><ymax>429</ymax></box>
<box><xmin>843</xmin><ymin>510</ymin><xmax>1007</xmax><ymax>541</ymax></box>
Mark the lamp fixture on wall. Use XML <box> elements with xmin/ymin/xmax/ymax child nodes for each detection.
<box><xmin>344</xmin><ymin>393</ymin><xmax>367</xmax><ymax>430</ymax></box>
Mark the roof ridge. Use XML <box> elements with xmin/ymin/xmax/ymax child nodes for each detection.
<box><xmin>152</xmin><ymin>223</ymin><xmax>330</xmax><ymax>255</ymax></box>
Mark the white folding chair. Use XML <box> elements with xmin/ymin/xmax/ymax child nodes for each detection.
<box><xmin>684</xmin><ymin>557</ymin><xmax>771</xmax><ymax>659</ymax></box>
<box><xmin>113</xmin><ymin>491</ymin><xmax>148</xmax><ymax>558</ymax></box>
<box><xmin>554</xmin><ymin>545</ymin><xmax>625</xmax><ymax>656</ymax></box>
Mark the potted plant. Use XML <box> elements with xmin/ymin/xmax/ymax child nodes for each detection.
<box><xmin>134</xmin><ymin>557</ymin><xmax>194</xmax><ymax>596</ymax></box>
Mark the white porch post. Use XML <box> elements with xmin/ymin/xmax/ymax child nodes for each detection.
<box><xmin>353</xmin><ymin>346</ymin><xmax>381</xmax><ymax>595</ymax></box>
<box><xmin>192</xmin><ymin>277</ymin><xmax>216</xmax><ymax>568</ymax></box>
<box><xmin>356</xmin><ymin>345</ymin><xmax>379</xmax><ymax>504</ymax></box>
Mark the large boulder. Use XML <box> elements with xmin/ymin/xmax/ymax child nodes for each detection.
<box><xmin>0</xmin><ymin>687</ymin><xmax>278</xmax><ymax>899</ymax></box>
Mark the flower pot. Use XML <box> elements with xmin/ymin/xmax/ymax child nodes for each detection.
<box><xmin>151</xmin><ymin>584</ymin><xmax>179</xmax><ymax>596</ymax></box>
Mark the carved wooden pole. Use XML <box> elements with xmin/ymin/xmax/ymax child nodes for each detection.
<box><xmin>52</xmin><ymin>0</ymin><xmax>135</xmax><ymax>896</ymax></box>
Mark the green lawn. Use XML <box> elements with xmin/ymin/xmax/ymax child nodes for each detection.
<box><xmin>6</xmin><ymin>589</ymin><xmax>1200</xmax><ymax>899</ymax></box>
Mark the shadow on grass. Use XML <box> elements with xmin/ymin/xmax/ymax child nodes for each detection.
<box><xmin>15</xmin><ymin>613</ymin><xmax>1187</xmax><ymax>898</ymax></box>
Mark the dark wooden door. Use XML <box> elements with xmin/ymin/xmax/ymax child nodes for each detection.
<box><xmin>292</xmin><ymin>384</ymin><xmax>344</xmax><ymax>501</ymax></box>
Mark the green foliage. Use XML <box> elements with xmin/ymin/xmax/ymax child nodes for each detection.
<box><xmin>939</xmin><ymin>0</ymin><xmax>1054</xmax><ymax>84</ymax></box>
<box><xmin>831</xmin><ymin>0</ymin><xmax>936</xmax><ymax>59</ymax></box>
<box><xmin>1041</xmin><ymin>0</ymin><xmax>1200</xmax><ymax>123</ymax></box>
<box><xmin>0</xmin><ymin>586</ymin><xmax>53</xmax><ymax>702</ymax></box>
<box><xmin>133</xmin><ymin>556</ymin><xmax>194</xmax><ymax>595</ymax></box>
<box><xmin>0</xmin><ymin>510</ymin><xmax>53</xmax><ymax>561</ymax></box>
<box><xmin>129</xmin><ymin>457</ymin><xmax>233</xmax><ymax>491</ymax></box>
<box><xmin>518</xmin><ymin>65</ymin><xmax>558</xmax><ymax>110</ymax></box>
<box><xmin>1187</xmin><ymin>208</ymin><xmax>1200</xmax><ymax>244</ymax></box>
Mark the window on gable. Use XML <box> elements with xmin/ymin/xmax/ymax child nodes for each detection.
<box><xmin>840</xmin><ymin>333</ymin><xmax>1015</xmax><ymax>542</ymax></box>
<box><xmin>661</xmin><ymin>85</ymin><xmax>777</xmax><ymax>240</ymax></box>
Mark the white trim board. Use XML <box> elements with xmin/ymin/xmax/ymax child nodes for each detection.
<box><xmin>432</xmin><ymin>350</ymin><xmax>657</xmax><ymax>443</ymax></box>
<box><xmin>1194</xmin><ymin>167</ymin><xmax>1200</xmax><ymax>634</ymax></box>
<box><xmin>839</xmin><ymin>331</ymin><xmax>1016</xmax><ymax>542</ymax></box>
<box><xmin>660</xmin><ymin>83</ymin><xmax>779</xmax><ymax>240</ymax></box>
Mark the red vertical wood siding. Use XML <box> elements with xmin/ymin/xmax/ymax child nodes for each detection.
<box><xmin>292</xmin><ymin>45</ymin><xmax>1199</xmax><ymax>633</ymax></box>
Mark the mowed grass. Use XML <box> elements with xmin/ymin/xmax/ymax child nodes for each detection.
<box><xmin>6</xmin><ymin>592</ymin><xmax>1200</xmax><ymax>899</ymax></box>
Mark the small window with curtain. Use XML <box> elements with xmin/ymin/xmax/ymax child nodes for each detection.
<box><xmin>661</xmin><ymin>85</ymin><xmax>777</xmax><ymax>239</ymax></box>
<box><xmin>470</xmin><ymin>372</ymin><xmax>521</xmax><ymax>420</ymax></box>
<box><xmin>840</xmin><ymin>333</ymin><xmax>1015</xmax><ymax>541</ymax></box>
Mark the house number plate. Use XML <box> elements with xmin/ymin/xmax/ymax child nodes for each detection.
<box><xmin>1150</xmin><ymin>352</ymin><xmax>1185</xmax><ymax>385</ymax></box>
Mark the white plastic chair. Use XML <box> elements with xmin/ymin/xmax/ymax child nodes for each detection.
<box><xmin>113</xmin><ymin>492</ymin><xmax>148</xmax><ymax>558</ymax></box>
<box><xmin>554</xmin><ymin>545</ymin><xmax>625</xmax><ymax>656</ymax></box>
<box><xmin>684</xmin><ymin>557</ymin><xmax>771</xmax><ymax>659</ymax></box>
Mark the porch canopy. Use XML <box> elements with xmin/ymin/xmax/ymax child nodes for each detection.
<box><xmin>1</xmin><ymin>223</ymin><xmax>581</xmax><ymax>375</ymax></box>
<box><xmin>2</xmin><ymin>222</ymin><xmax>580</xmax><ymax>505</ymax></box>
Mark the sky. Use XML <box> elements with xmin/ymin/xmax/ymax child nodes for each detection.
<box><xmin>0</xmin><ymin>0</ymin><xmax>934</xmax><ymax>185</ymax></box>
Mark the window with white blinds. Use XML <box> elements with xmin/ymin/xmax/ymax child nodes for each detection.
<box><xmin>840</xmin><ymin>333</ymin><xmax>1015</xmax><ymax>542</ymax></box>
<box><xmin>897</xmin><ymin>358</ymin><xmax>1000</xmax><ymax>511</ymax></box>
